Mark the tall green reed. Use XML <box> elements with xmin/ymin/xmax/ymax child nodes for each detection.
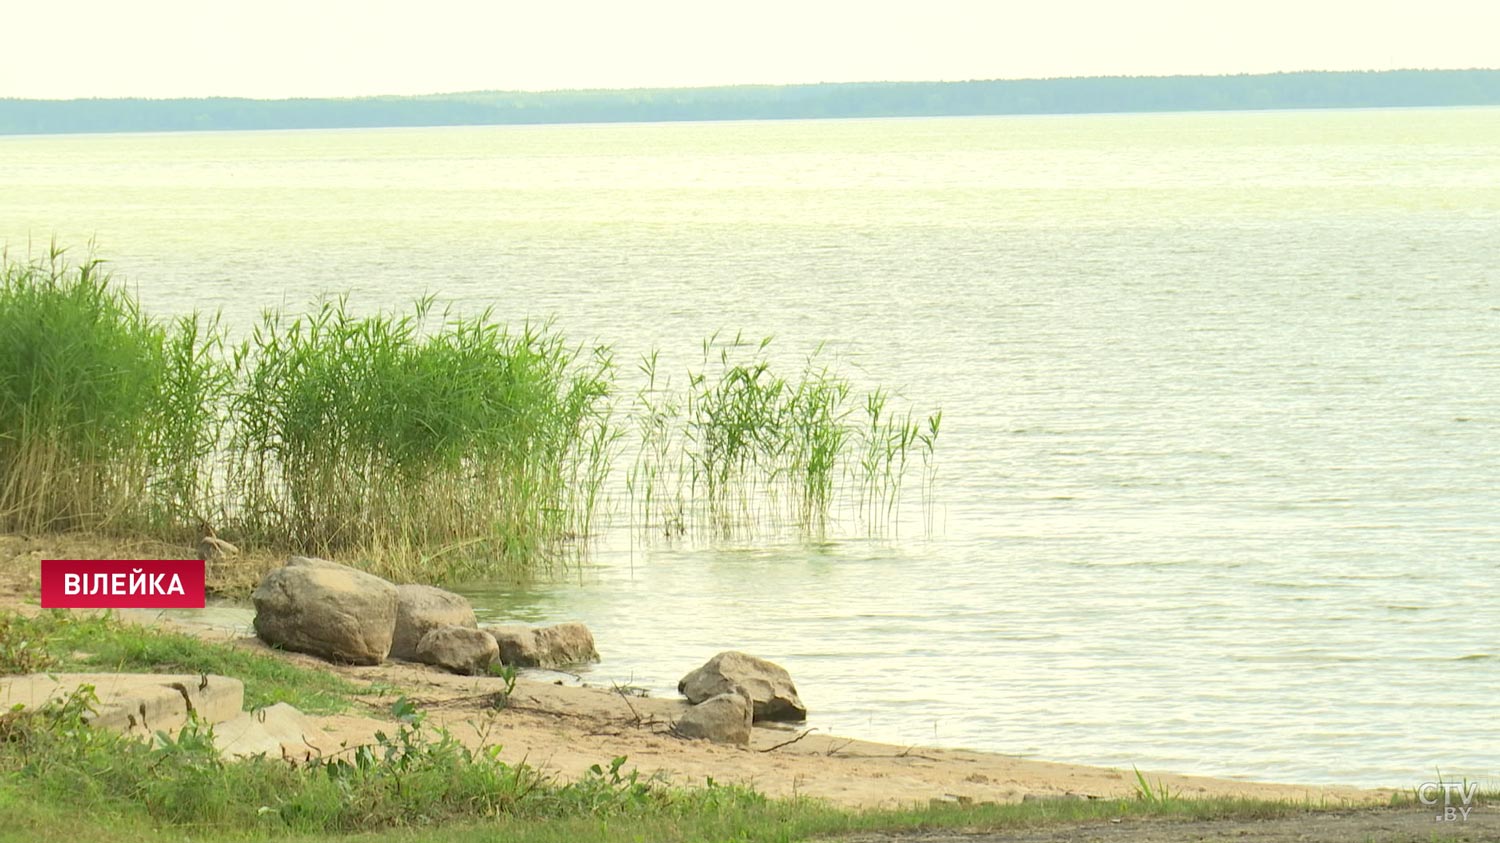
<box><xmin>0</xmin><ymin>246</ymin><xmax>226</xmax><ymax>534</ymax></box>
<box><xmin>227</xmin><ymin>297</ymin><xmax>615</xmax><ymax>579</ymax></box>
<box><xmin>853</xmin><ymin>389</ymin><xmax>943</xmax><ymax>531</ymax></box>
<box><xmin>626</xmin><ymin>350</ymin><xmax>689</xmax><ymax>536</ymax></box>
<box><xmin>2</xmin><ymin>245</ymin><xmax>938</xmax><ymax>578</ymax></box>
<box><xmin>628</xmin><ymin>333</ymin><xmax>939</xmax><ymax>538</ymax></box>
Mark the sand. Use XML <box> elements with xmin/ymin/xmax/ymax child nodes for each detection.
<box><xmin>0</xmin><ymin>533</ymin><xmax>1390</xmax><ymax>809</ymax></box>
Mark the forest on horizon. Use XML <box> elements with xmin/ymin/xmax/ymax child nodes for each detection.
<box><xmin>1</xmin><ymin>69</ymin><xmax>1497</xmax><ymax>135</ymax></box>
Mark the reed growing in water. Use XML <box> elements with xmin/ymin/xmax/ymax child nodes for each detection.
<box><xmin>1</xmin><ymin>248</ymin><xmax>937</xmax><ymax>579</ymax></box>
<box><xmin>0</xmin><ymin>247</ymin><xmax>227</xmax><ymax>535</ymax></box>
<box><xmin>628</xmin><ymin>333</ymin><xmax>940</xmax><ymax>538</ymax></box>
<box><xmin>227</xmin><ymin>298</ymin><xmax>615</xmax><ymax>579</ymax></box>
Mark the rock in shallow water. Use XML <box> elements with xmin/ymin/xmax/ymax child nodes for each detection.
<box><xmin>485</xmin><ymin>622</ymin><xmax>599</xmax><ymax>668</ymax></box>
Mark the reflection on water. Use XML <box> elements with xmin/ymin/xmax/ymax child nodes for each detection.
<box><xmin>14</xmin><ymin>107</ymin><xmax>1500</xmax><ymax>788</ymax></box>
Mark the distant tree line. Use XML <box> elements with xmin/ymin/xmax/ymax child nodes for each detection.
<box><xmin>1</xmin><ymin>70</ymin><xmax>1496</xmax><ymax>135</ymax></box>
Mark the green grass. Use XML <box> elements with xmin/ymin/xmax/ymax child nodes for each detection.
<box><xmin>412</xmin><ymin>796</ymin><xmax>1318</xmax><ymax>843</ymax></box>
<box><xmin>0</xmin><ymin>610</ymin><xmax>360</xmax><ymax>713</ymax></box>
<box><xmin>6</xmin><ymin>781</ymin><xmax>1478</xmax><ymax>843</ymax></box>
<box><xmin>0</xmin><ymin>761</ymin><xmax>1364</xmax><ymax>843</ymax></box>
<box><xmin>0</xmin><ymin>686</ymin><xmax>1343</xmax><ymax>843</ymax></box>
<box><xmin>0</xmin><ymin>613</ymin><xmax>1421</xmax><ymax>843</ymax></box>
<box><xmin>1132</xmin><ymin>763</ymin><xmax>1179</xmax><ymax>805</ymax></box>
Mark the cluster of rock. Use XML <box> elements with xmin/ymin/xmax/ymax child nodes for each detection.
<box><xmin>674</xmin><ymin>650</ymin><xmax>806</xmax><ymax>746</ymax></box>
<box><xmin>252</xmin><ymin>556</ymin><xmax>812</xmax><ymax>750</ymax></box>
<box><xmin>251</xmin><ymin>556</ymin><xmax>597</xmax><ymax>673</ymax></box>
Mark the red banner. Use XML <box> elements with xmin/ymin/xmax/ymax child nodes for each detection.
<box><xmin>40</xmin><ymin>560</ymin><xmax>206</xmax><ymax>609</ymax></box>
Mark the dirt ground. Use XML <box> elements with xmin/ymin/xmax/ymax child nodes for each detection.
<box><xmin>841</xmin><ymin>807</ymin><xmax>1496</xmax><ymax>842</ymax></box>
<box><xmin>3</xmin><ymin>533</ymin><xmax>1402</xmax><ymax>816</ymax></box>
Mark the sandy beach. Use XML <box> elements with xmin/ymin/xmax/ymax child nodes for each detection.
<box><xmin>244</xmin><ymin>643</ymin><xmax>1389</xmax><ymax>810</ymax></box>
<box><xmin>0</xmin><ymin>533</ymin><xmax>1389</xmax><ymax>811</ymax></box>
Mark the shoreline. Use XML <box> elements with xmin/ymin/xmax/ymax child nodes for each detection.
<box><xmin>262</xmin><ymin>642</ymin><xmax>1393</xmax><ymax>809</ymax></box>
<box><xmin>1</xmin><ymin>535</ymin><xmax>1391</xmax><ymax>810</ymax></box>
<box><xmin>4</xmin><ymin>70</ymin><xmax>1498</xmax><ymax>138</ymax></box>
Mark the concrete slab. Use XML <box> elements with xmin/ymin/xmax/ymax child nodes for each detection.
<box><xmin>0</xmin><ymin>673</ymin><xmax>244</xmax><ymax>738</ymax></box>
<box><xmin>214</xmin><ymin>702</ymin><xmax>332</xmax><ymax>761</ymax></box>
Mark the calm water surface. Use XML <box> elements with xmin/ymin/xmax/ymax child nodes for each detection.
<box><xmin>4</xmin><ymin>109</ymin><xmax>1499</xmax><ymax>787</ymax></box>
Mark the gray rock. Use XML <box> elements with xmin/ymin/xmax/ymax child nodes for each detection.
<box><xmin>485</xmin><ymin>622</ymin><xmax>599</xmax><ymax>668</ymax></box>
<box><xmin>251</xmin><ymin>556</ymin><xmax>397</xmax><ymax>665</ymax></box>
<box><xmin>391</xmin><ymin>584</ymin><xmax>476</xmax><ymax>660</ymax></box>
<box><xmin>485</xmin><ymin>625</ymin><xmax>536</xmax><ymax>665</ymax></box>
<box><xmin>673</xmin><ymin>691</ymin><xmax>752</xmax><ymax>745</ymax></box>
<box><xmin>678</xmin><ymin>651</ymin><xmax>806</xmax><ymax>722</ymax></box>
<box><xmin>415</xmin><ymin>625</ymin><xmax>499</xmax><ymax>675</ymax></box>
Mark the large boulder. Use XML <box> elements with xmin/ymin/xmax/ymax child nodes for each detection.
<box><xmin>679</xmin><ymin>651</ymin><xmax>806</xmax><ymax>722</ymax></box>
<box><xmin>673</xmin><ymin>691</ymin><xmax>752</xmax><ymax>746</ymax></box>
<box><xmin>414</xmin><ymin>625</ymin><xmax>499</xmax><ymax>675</ymax></box>
<box><xmin>486</xmin><ymin>622</ymin><xmax>599</xmax><ymax>668</ymax></box>
<box><xmin>391</xmin><ymin>584</ymin><xmax>477</xmax><ymax>660</ymax></box>
<box><xmin>252</xmin><ymin>556</ymin><xmax>397</xmax><ymax>665</ymax></box>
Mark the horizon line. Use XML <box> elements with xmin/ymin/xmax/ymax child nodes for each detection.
<box><xmin>5</xmin><ymin>66</ymin><xmax>1497</xmax><ymax>104</ymax></box>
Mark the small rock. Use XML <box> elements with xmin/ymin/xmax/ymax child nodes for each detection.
<box><xmin>485</xmin><ymin>622</ymin><xmax>599</xmax><ymax>668</ymax></box>
<box><xmin>415</xmin><ymin>625</ymin><xmax>499</xmax><ymax>675</ymax></box>
<box><xmin>679</xmin><ymin>651</ymin><xmax>806</xmax><ymax>722</ymax></box>
<box><xmin>252</xmin><ymin>557</ymin><xmax>397</xmax><ymax>665</ymax></box>
<box><xmin>391</xmin><ymin>584</ymin><xmax>477</xmax><ymax>661</ymax></box>
<box><xmin>673</xmin><ymin>691</ymin><xmax>752</xmax><ymax>745</ymax></box>
<box><xmin>195</xmin><ymin>521</ymin><xmax>239</xmax><ymax>563</ymax></box>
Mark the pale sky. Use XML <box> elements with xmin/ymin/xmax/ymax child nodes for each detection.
<box><xmin>3</xmin><ymin>0</ymin><xmax>1497</xmax><ymax>99</ymax></box>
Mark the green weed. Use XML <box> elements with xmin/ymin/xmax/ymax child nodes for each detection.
<box><xmin>0</xmin><ymin>689</ymin><xmax>765</xmax><ymax>835</ymax></box>
<box><xmin>1132</xmin><ymin>764</ymin><xmax>1178</xmax><ymax>805</ymax></box>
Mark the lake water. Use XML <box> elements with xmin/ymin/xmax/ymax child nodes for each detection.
<box><xmin>4</xmin><ymin>108</ymin><xmax>1498</xmax><ymax>788</ymax></box>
